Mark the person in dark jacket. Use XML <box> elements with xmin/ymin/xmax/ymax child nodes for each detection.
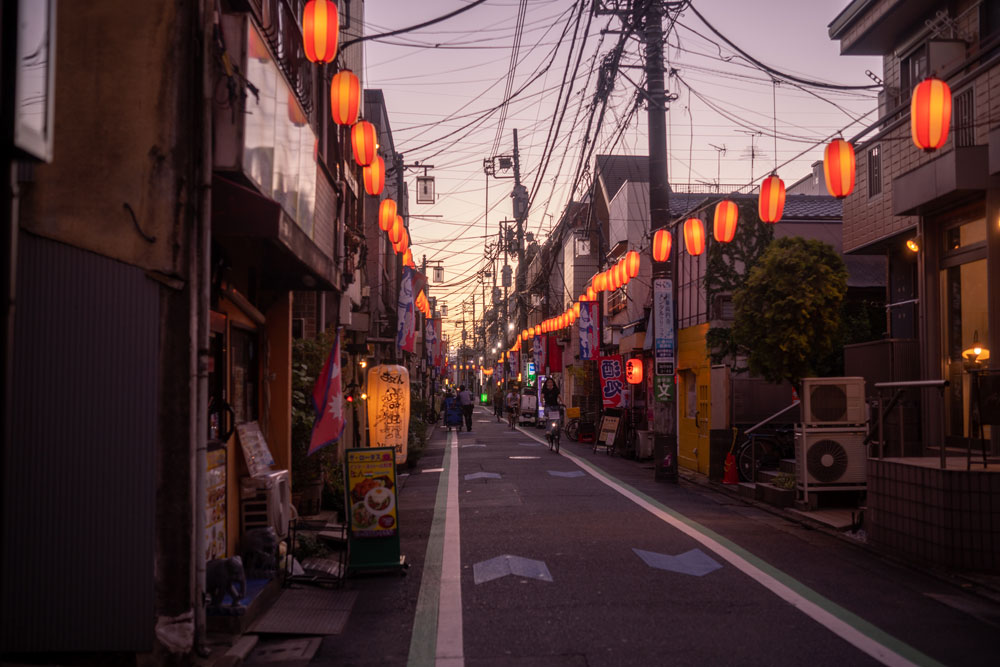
<box><xmin>458</xmin><ymin>385</ymin><xmax>474</xmax><ymax>432</ymax></box>
<box><xmin>541</xmin><ymin>377</ymin><xmax>562</xmax><ymax>408</ymax></box>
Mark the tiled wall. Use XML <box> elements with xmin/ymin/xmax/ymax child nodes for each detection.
<box><xmin>867</xmin><ymin>459</ymin><xmax>1000</xmax><ymax>572</ymax></box>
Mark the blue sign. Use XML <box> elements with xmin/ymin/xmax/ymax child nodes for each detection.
<box><xmin>528</xmin><ymin>362</ymin><xmax>536</xmax><ymax>374</ymax></box>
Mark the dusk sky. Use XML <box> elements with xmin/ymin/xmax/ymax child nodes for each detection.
<box><xmin>362</xmin><ymin>1</ymin><xmax>882</xmax><ymax>348</ymax></box>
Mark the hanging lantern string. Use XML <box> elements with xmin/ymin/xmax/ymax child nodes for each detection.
<box><xmin>772</xmin><ymin>77</ymin><xmax>778</xmax><ymax>174</ymax></box>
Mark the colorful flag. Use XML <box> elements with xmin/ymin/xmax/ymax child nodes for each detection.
<box><xmin>599</xmin><ymin>354</ymin><xmax>625</xmax><ymax>409</ymax></box>
<box><xmin>425</xmin><ymin>317</ymin><xmax>437</xmax><ymax>367</ymax></box>
<box><xmin>397</xmin><ymin>266</ymin><xmax>416</xmax><ymax>352</ymax></box>
<box><xmin>508</xmin><ymin>350</ymin><xmax>519</xmax><ymax>377</ymax></box>
<box><xmin>579</xmin><ymin>301</ymin><xmax>599</xmax><ymax>360</ymax></box>
<box><xmin>433</xmin><ymin>318</ymin><xmax>444</xmax><ymax>368</ymax></box>
<box><xmin>309</xmin><ymin>332</ymin><xmax>345</xmax><ymax>455</ymax></box>
<box><xmin>547</xmin><ymin>336</ymin><xmax>563</xmax><ymax>372</ymax></box>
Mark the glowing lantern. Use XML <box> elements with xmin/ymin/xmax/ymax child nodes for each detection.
<box><xmin>402</xmin><ymin>248</ymin><xmax>414</xmax><ymax>267</ymax></box>
<box><xmin>625</xmin><ymin>250</ymin><xmax>640</xmax><ymax>278</ymax></box>
<box><xmin>351</xmin><ymin>120</ymin><xmax>377</xmax><ymax>166</ymax></box>
<box><xmin>393</xmin><ymin>228</ymin><xmax>409</xmax><ymax>255</ymax></box>
<box><xmin>388</xmin><ymin>215</ymin><xmax>403</xmax><ymax>244</ymax></box>
<box><xmin>823</xmin><ymin>139</ymin><xmax>855</xmax><ymax>199</ymax></box>
<box><xmin>364</xmin><ymin>155</ymin><xmax>385</xmax><ymax>196</ymax></box>
<box><xmin>534</xmin><ymin>325</ymin><xmax>541</xmax><ymax>336</ymax></box>
<box><xmin>683</xmin><ymin>218</ymin><xmax>705</xmax><ymax>256</ymax></box>
<box><xmin>616</xmin><ymin>261</ymin><xmax>627</xmax><ymax>288</ymax></box>
<box><xmin>330</xmin><ymin>69</ymin><xmax>360</xmax><ymax>126</ymax></box>
<box><xmin>302</xmin><ymin>0</ymin><xmax>339</xmax><ymax>64</ymax></box>
<box><xmin>367</xmin><ymin>365</ymin><xmax>410</xmax><ymax>464</ymax></box>
<box><xmin>625</xmin><ymin>358</ymin><xmax>643</xmax><ymax>384</ymax></box>
<box><xmin>758</xmin><ymin>174</ymin><xmax>786</xmax><ymax>224</ymax></box>
<box><xmin>713</xmin><ymin>200</ymin><xmax>738</xmax><ymax>243</ymax></box>
<box><xmin>652</xmin><ymin>229</ymin><xmax>672</xmax><ymax>262</ymax></box>
<box><xmin>593</xmin><ymin>273</ymin><xmax>606</xmax><ymax>292</ymax></box>
<box><xmin>573</xmin><ymin>302</ymin><xmax>580</xmax><ymax>317</ymax></box>
<box><xmin>585</xmin><ymin>286</ymin><xmax>596</xmax><ymax>302</ymax></box>
<box><xmin>911</xmin><ymin>77</ymin><xmax>951</xmax><ymax>152</ymax></box>
<box><xmin>378</xmin><ymin>199</ymin><xmax>397</xmax><ymax>231</ymax></box>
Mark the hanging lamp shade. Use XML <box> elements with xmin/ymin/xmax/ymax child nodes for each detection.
<box><xmin>823</xmin><ymin>139</ymin><xmax>856</xmax><ymax>199</ymax></box>
<box><xmin>652</xmin><ymin>229</ymin><xmax>672</xmax><ymax>262</ymax></box>
<box><xmin>351</xmin><ymin>120</ymin><xmax>377</xmax><ymax>166</ymax></box>
<box><xmin>378</xmin><ymin>198</ymin><xmax>397</xmax><ymax>231</ymax></box>
<box><xmin>573</xmin><ymin>302</ymin><xmax>581</xmax><ymax>317</ymax></box>
<box><xmin>625</xmin><ymin>250</ymin><xmax>640</xmax><ymax>278</ymax></box>
<box><xmin>911</xmin><ymin>77</ymin><xmax>951</xmax><ymax>152</ymax></box>
<box><xmin>302</xmin><ymin>0</ymin><xmax>339</xmax><ymax>64</ymax></box>
<box><xmin>363</xmin><ymin>155</ymin><xmax>385</xmax><ymax>196</ymax></box>
<box><xmin>758</xmin><ymin>174</ymin><xmax>786</xmax><ymax>224</ymax></box>
<box><xmin>713</xmin><ymin>200</ymin><xmax>738</xmax><ymax>243</ymax></box>
<box><xmin>330</xmin><ymin>69</ymin><xmax>360</xmax><ymax>126</ymax></box>
<box><xmin>388</xmin><ymin>215</ymin><xmax>403</xmax><ymax>244</ymax></box>
<box><xmin>683</xmin><ymin>218</ymin><xmax>705</xmax><ymax>256</ymax></box>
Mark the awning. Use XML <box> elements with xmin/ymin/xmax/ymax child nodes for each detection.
<box><xmin>211</xmin><ymin>174</ymin><xmax>336</xmax><ymax>291</ymax></box>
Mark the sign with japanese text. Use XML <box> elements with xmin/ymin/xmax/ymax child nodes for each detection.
<box><xmin>653</xmin><ymin>278</ymin><xmax>674</xmax><ymax>376</ymax></box>
<box><xmin>367</xmin><ymin>365</ymin><xmax>410</xmax><ymax>464</ymax></box>
<box><xmin>599</xmin><ymin>354</ymin><xmax>625</xmax><ymax>408</ymax></box>
<box><xmin>654</xmin><ymin>374</ymin><xmax>674</xmax><ymax>403</ymax></box>
<box><xmin>345</xmin><ymin>448</ymin><xmax>398</xmax><ymax>539</ymax></box>
<box><xmin>579</xmin><ymin>301</ymin><xmax>599</xmax><ymax>361</ymax></box>
<box><xmin>532</xmin><ymin>334</ymin><xmax>547</xmax><ymax>371</ymax></box>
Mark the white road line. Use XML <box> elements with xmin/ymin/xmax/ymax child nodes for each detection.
<box><xmin>515</xmin><ymin>426</ymin><xmax>940</xmax><ymax>667</ymax></box>
<box><xmin>435</xmin><ymin>429</ymin><xmax>464</xmax><ymax>666</ymax></box>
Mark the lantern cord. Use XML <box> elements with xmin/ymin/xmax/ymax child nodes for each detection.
<box><xmin>340</xmin><ymin>0</ymin><xmax>490</xmax><ymax>50</ymax></box>
<box><xmin>685</xmin><ymin>5</ymin><xmax>880</xmax><ymax>91</ymax></box>
<box><xmin>772</xmin><ymin>78</ymin><xmax>777</xmax><ymax>173</ymax></box>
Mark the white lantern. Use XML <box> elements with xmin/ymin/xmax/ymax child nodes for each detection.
<box><xmin>367</xmin><ymin>365</ymin><xmax>410</xmax><ymax>464</ymax></box>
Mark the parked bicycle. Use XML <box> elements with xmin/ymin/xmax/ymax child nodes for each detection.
<box><xmin>736</xmin><ymin>426</ymin><xmax>795</xmax><ymax>483</ymax></box>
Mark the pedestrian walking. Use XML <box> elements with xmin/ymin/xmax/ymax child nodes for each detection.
<box><xmin>493</xmin><ymin>385</ymin><xmax>505</xmax><ymax>422</ymax></box>
<box><xmin>458</xmin><ymin>385</ymin><xmax>474</xmax><ymax>432</ymax></box>
<box><xmin>505</xmin><ymin>385</ymin><xmax>519</xmax><ymax>430</ymax></box>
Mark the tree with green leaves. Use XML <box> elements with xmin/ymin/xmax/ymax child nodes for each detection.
<box><xmin>731</xmin><ymin>236</ymin><xmax>848</xmax><ymax>387</ymax></box>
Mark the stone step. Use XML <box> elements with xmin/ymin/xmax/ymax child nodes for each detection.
<box><xmin>737</xmin><ymin>482</ymin><xmax>757</xmax><ymax>500</ymax></box>
<box><xmin>756</xmin><ymin>482</ymin><xmax>795</xmax><ymax>509</ymax></box>
<box><xmin>779</xmin><ymin>458</ymin><xmax>796</xmax><ymax>474</ymax></box>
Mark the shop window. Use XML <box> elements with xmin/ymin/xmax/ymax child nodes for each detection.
<box><xmin>867</xmin><ymin>145</ymin><xmax>882</xmax><ymax>197</ymax></box>
<box><xmin>231</xmin><ymin>326</ymin><xmax>260</xmax><ymax>424</ymax></box>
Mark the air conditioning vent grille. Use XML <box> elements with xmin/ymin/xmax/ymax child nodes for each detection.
<box><xmin>807</xmin><ymin>439</ymin><xmax>849</xmax><ymax>483</ymax></box>
<box><xmin>810</xmin><ymin>384</ymin><xmax>847</xmax><ymax>422</ymax></box>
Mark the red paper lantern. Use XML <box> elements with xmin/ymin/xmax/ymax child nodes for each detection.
<box><xmin>351</xmin><ymin>120</ymin><xmax>377</xmax><ymax>166</ymax></box>
<box><xmin>393</xmin><ymin>228</ymin><xmax>409</xmax><ymax>255</ymax></box>
<box><xmin>534</xmin><ymin>325</ymin><xmax>541</xmax><ymax>336</ymax></box>
<box><xmin>684</xmin><ymin>218</ymin><xmax>705</xmax><ymax>256</ymax></box>
<box><xmin>378</xmin><ymin>199</ymin><xmax>396</xmax><ymax>231</ymax></box>
<box><xmin>573</xmin><ymin>302</ymin><xmax>581</xmax><ymax>317</ymax></box>
<box><xmin>330</xmin><ymin>69</ymin><xmax>360</xmax><ymax>126</ymax></box>
<box><xmin>363</xmin><ymin>156</ymin><xmax>385</xmax><ymax>196</ymax></box>
<box><xmin>593</xmin><ymin>273</ymin><xmax>607</xmax><ymax>292</ymax></box>
<box><xmin>758</xmin><ymin>174</ymin><xmax>786</xmax><ymax>224</ymax></box>
<box><xmin>713</xmin><ymin>200</ymin><xmax>738</xmax><ymax>243</ymax></box>
<box><xmin>302</xmin><ymin>0</ymin><xmax>339</xmax><ymax>64</ymax></box>
<box><xmin>402</xmin><ymin>248</ymin><xmax>414</xmax><ymax>267</ymax></box>
<box><xmin>911</xmin><ymin>77</ymin><xmax>951</xmax><ymax>152</ymax></box>
<box><xmin>625</xmin><ymin>358</ymin><xmax>643</xmax><ymax>384</ymax></box>
<box><xmin>388</xmin><ymin>215</ymin><xmax>403</xmax><ymax>244</ymax></box>
<box><xmin>823</xmin><ymin>139</ymin><xmax>855</xmax><ymax>199</ymax></box>
<box><xmin>625</xmin><ymin>250</ymin><xmax>640</xmax><ymax>278</ymax></box>
<box><xmin>652</xmin><ymin>229</ymin><xmax>672</xmax><ymax>262</ymax></box>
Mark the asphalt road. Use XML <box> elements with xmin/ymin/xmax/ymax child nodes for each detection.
<box><xmin>316</xmin><ymin>406</ymin><xmax>999</xmax><ymax>666</ymax></box>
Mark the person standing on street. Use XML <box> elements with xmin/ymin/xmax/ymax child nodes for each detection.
<box><xmin>458</xmin><ymin>385</ymin><xmax>474</xmax><ymax>432</ymax></box>
<box><xmin>493</xmin><ymin>384</ymin><xmax>505</xmax><ymax>422</ymax></box>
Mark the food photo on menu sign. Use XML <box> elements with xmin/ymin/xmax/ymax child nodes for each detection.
<box><xmin>346</xmin><ymin>451</ymin><xmax>398</xmax><ymax>538</ymax></box>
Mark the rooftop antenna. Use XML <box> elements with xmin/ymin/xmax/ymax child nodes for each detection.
<box><xmin>709</xmin><ymin>143</ymin><xmax>726</xmax><ymax>191</ymax></box>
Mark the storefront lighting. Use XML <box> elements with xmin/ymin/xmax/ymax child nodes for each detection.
<box><xmin>906</xmin><ymin>236</ymin><xmax>920</xmax><ymax>253</ymax></box>
<box><xmin>962</xmin><ymin>330</ymin><xmax>990</xmax><ymax>363</ymax></box>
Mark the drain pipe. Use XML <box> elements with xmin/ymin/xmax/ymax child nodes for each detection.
<box><xmin>192</xmin><ymin>0</ymin><xmax>214</xmax><ymax>653</ymax></box>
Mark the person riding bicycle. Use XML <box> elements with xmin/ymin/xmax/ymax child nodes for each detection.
<box><xmin>505</xmin><ymin>385</ymin><xmax>519</xmax><ymax>430</ymax></box>
<box><xmin>541</xmin><ymin>377</ymin><xmax>562</xmax><ymax>410</ymax></box>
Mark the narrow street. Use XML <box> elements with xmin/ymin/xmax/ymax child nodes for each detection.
<box><xmin>315</xmin><ymin>406</ymin><xmax>999</xmax><ymax>666</ymax></box>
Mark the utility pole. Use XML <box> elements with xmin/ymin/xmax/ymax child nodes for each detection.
<box><xmin>511</xmin><ymin>129</ymin><xmax>529</xmax><ymax>365</ymax></box>
<box><xmin>644</xmin><ymin>2</ymin><xmax>678</xmax><ymax>483</ymax></box>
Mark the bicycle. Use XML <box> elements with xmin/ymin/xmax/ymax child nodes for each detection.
<box><xmin>544</xmin><ymin>406</ymin><xmax>563</xmax><ymax>453</ymax></box>
<box><xmin>735</xmin><ymin>427</ymin><xmax>795</xmax><ymax>483</ymax></box>
<box><xmin>564</xmin><ymin>417</ymin><xmax>580</xmax><ymax>441</ymax></box>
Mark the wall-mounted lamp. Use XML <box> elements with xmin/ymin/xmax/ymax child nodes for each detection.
<box><xmin>962</xmin><ymin>330</ymin><xmax>990</xmax><ymax>364</ymax></box>
<box><xmin>906</xmin><ymin>236</ymin><xmax>921</xmax><ymax>253</ymax></box>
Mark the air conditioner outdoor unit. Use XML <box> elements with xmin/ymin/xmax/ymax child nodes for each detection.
<box><xmin>800</xmin><ymin>377</ymin><xmax>866</xmax><ymax>426</ymax></box>
<box><xmin>240</xmin><ymin>469</ymin><xmax>293</xmax><ymax>539</ymax></box>
<box><xmin>795</xmin><ymin>428</ymin><xmax>867</xmax><ymax>490</ymax></box>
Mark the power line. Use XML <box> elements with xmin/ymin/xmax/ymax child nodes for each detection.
<box><xmin>340</xmin><ymin>0</ymin><xmax>491</xmax><ymax>50</ymax></box>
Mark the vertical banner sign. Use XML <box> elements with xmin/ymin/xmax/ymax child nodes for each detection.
<box><xmin>532</xmin><ymin>334</ymin><xmax>547</xmax><ymax>371</ymax></box>
<box><xmin>367</xmin><ymin>365</ymin><xmax>410</xmax><ymax>464</ymax></box>
<box><xmin>578</xmin><ymin>301</ymin><xmax>600</xmax><ymax>361</ymax></box>
<box><xmin>345</xmin><ymin>447</ymin><xmax>403</xmax><ymax>573</ymax></box>
<box><xmin>508</xmin><ymin>350</ymin><xmax>519</xmax><ymax>377</ymax></box>
<box><xmin>309</xmin><ymin>332</ymin><xmax>345</xmax><ymax>455</ymax></box>
<box><xmin>397</xmin><ymin>267</ymin><xmax>416</xmax><ymax>352</ymax></box>
<box><xmin>599</xmin><ymin>355</ymin><xmax>626</xmax><ymax>408</ymax></box>
<box><xmin>653</xmin><ymin>278</ymin><xmax>675</xmax><ymax>376</ymax></box>
<box><xmin>433</xmin><ymin>318</ymin><xmax>444</xmax><ymax>368</ymax></box>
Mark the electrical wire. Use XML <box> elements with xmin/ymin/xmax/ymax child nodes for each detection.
<box><xmin>340</xmin><ymin>0</ymin><xmax>491</xmax><ymax>50</ymax></box>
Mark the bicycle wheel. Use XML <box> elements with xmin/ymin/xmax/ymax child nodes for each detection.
<box><xmin>554</xmin><ymin>430</ymin><xmax>560</xmax><ymax>453</ymax></box>
<box><xmin>565</xmin><ymin>419</ymin><xmax>580</xmax><ymax>441</ymax></box>
<box><xmin>736</xmin><ymin>437</ymin><xmax>779</xmax><ymax>482</ymax></box>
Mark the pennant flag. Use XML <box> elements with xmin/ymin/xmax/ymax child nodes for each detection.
<box><xmin>309</xmin><ymin>332</ymin><xmax>345</xmax><ymax>455</ymax></box>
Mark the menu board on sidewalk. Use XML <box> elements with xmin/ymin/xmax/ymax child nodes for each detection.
<box><xmin>344</xmin><ymin>448</ymin><xmax>405</xmax><ymax>574</ymax></box>
<box><xmin>598</xmin><ymin>411</ymin><xmax>621</xmax><ymax>448</ymax></box>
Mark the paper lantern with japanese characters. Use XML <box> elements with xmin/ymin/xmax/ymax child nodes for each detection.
<box><xmin>625</xmin><ymin>358</ymin><xmax>643</xmax><ymax>384</ymax></box>
<box><xmin>367</xmin><ymin>365</ymin><xmax>410</xmax><ymax>464</ymax></box>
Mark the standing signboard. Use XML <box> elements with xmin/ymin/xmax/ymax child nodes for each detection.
<box><xmin>599</xmin><ymin>355</ymin><xmax>626</xmax><ymax>408</ymax></box>
<box><xmin>653</xmin><ymin>278</ymin><xmax>674</xmax><ymax>376</ymax></box>
<box><xmin>345</xmin><ymin>447</ymin><xmax>404</xmax><ymax>572</ymax></box>
<box><xmin>597</xmin><ymin>409</ymin><xmax>622</xmax><ymax>451</ymax></box>
<box><xmin>367</xmin><ymin>365</ymin><xmax>410</xmax><ymax>464</ymax></box>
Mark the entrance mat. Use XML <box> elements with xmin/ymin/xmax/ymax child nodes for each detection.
<box><xmin>248</xmin><ymin>588</ymin><xmax>358</xmax><ymax>635</ymax></box>
<box><xmin>246</xmin><ymin>636</ymin><xmax>322</xmax><ymax>665</ymax></box>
